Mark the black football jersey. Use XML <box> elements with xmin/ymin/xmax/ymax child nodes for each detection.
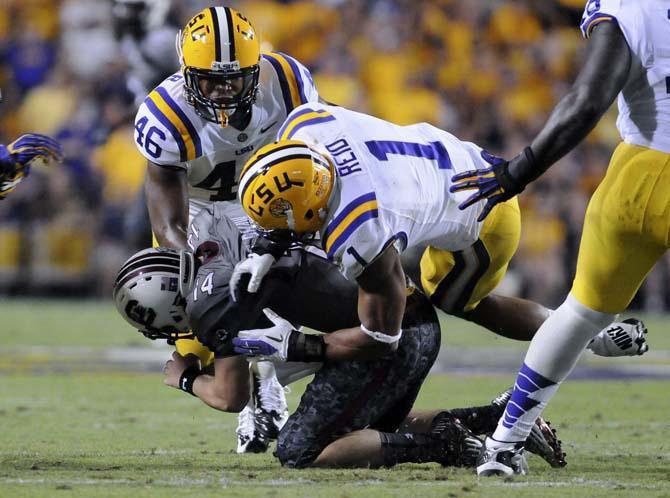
<box><xmin>185</xmin><ymin>204</ymin><xmax>359</xmax><ymax>357</ymax></box>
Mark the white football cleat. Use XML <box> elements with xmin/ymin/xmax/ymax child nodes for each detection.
<box><xmin>588</xmin><ymin>318</ymin><xmax>648</xmax><ymax>357</ymax></box>
<box><xmin>477</xmin><ymin>437</ymin><xmax>528</xmax><ymax>476</ymax></box>
<box><xmin>254</xmin><ymin>370</ymin><xmax>289</xmax><ymax>440</ymax></box>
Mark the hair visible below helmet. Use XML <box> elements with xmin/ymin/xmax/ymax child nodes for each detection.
<box><xmin>113</xmin><ymin>247</ymin><xmax>192</xmax><ymax>344</ymax></box>
<box><xmin>177</xmin><ymin>6</ymin><xmax>260</xmax><ymax>126</ymax></box>
<box><xmin>238</xmin><ymin>140</ymin><xmax>335</xmax><ymax>235</ymax></box>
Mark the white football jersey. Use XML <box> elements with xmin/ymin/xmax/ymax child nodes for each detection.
<box><xmin>134</xmin><ymin>52</ymin><xmax>319</xmax><ymax>219</ymax></box>
<box><xmin>279</xmin><ymin>104</ymin><xmax>488</xmax><ymax>280</ymax></box>
<box><xmin>580</xmin><ymin>0</ymin><xmax>670</xmax><ymax>153</ymax></box>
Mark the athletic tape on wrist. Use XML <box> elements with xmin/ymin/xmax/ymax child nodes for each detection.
<box><xmin>360</xmin><ymin>323</ymin><xmax>402</xmax><ymax>344</ymax></box>
<box><xmin>178</xmin><ymin>365</ymin><xmax>202</xmax><ymax>396</ymax></box>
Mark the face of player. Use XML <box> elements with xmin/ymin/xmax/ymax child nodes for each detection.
<box><xmin>197</xmin><ymin>75</ymin><xmax>245</xmax><ymax>103</ymax></box>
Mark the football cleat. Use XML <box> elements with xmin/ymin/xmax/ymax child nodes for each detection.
<box><xmin>587</xmin><ymin>318</ymin><xmax>649</xmax><ymax>357</ymax></box>
<box><xmin>430</xmin><ymin>412</ymin><xmax>483</xmax><ymax>467</ymax></box>
<box><xmin>476</xmin><ymin>437</ymin><xmax>528</xmax><ymax>476</ymax></box>
<box><xmin>524</xmin><ymin>417</ymin><xmax>567</xmax><ymax>468</ymax></box>
<box><xmin>490</xmin><ymin>387</ymin><xmax>512</xmax><ymax>411</ymax></box>
<box><xmin>236</xmin><ymin>402</ymin><xmax>270</xmax><ymax>454</ymax></box>
<box><xmin>486</xmin><ymin>387</ymin><xmax>566</xmax><ymax>468</ymax></box>
<box><xmin>253</xmin><ymin>372</ymin><xmax>289</xmax><ymax>441</ymax></box>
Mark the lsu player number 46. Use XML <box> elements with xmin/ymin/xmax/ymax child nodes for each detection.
<box><xmin>133</xmin><ymin>6</ymin><xmax>321</xmax><ymax>250</ymax></box>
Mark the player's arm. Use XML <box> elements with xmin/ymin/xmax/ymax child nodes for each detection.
<box><xmin>323</xmin><ymin>246</ymin><xmax>406</xmax><ymax>360</ymax></box>
<box><xmin>451</xmin><ymin>21</ymin><xmax>631</xmax><ymax>220</ymax></box>
<box><xmin>145</xmin><ymin>161</ymin><xmax>189</xmax><ymax>249</ymax></box>
<box><xmin>233</xmin><ymin>246</ymin><xmax>407</xmax><ymax>362</ymax></box>
<box><xmin>519</xmin><ymin>22</ymin><xmax>631</xmax><ymax>178</ymax></box>
<box><xmin>163</xmin><ymin>352</ymin><xmax>250</xmax><ymax>412</ymax></box>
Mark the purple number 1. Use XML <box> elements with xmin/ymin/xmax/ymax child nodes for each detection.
<box><xmin>365</xmin><ymin>140</ymin><xmax>452</xmax><ymax>169</ymax></box>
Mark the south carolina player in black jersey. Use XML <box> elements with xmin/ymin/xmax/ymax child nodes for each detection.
<box><xmin>132</xmin><ymin>5</ymin><xmax>323</xmax><ymax>451</ymax></box>
<box><xmin>114</xmin><ymin>204</ymin><xmax>568</xmax><ymax>469</ymax></box>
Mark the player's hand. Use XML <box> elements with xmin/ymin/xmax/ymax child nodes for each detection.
<box><xmin>230</xmin><ymin>252</ymin><xmax>275</xmax><ymax>302</ymax></box>
<box><xmin>232</xmin><ymin>308</ymin><xmax>297</xmax><ymax>362</ymax></box>
<box><xmin>0</xmin><ymin>133</ymin><xmax>63</xmax><ymax>199</ymax></box>
<box><xmin>587</xmin><ymin>318</ymin><xmax>649</xmax><ymax>357</ymax></box>
<box><xmin>163</xmin><ymin>351</ymin><xmax>200</xmax><ymax>388</ymax></box>
<box><xmin>450</xmin><ymin>150</ymin><xmax>529</xmax><ymax>222</ymax></box>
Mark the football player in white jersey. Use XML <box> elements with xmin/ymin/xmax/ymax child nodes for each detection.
<box><xmin>230</xmin><ymin>103</ymin><xmax>646</xmax><ymax>366</ymax></box>
<box><xmin>449</xmin><ymin>0</ymin><xmax>669</xmax><ymax>476</ymax></box>
<box><xmin>132</xmin><ymin>6</ymin><xmax>320</xmax><ymax>453</ymax></box>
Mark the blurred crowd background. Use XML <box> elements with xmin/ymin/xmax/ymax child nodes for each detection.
<box><xmin>1</xmin><ymin>0</ymin><xmax>668</xmax><ymax>311</ymax></box>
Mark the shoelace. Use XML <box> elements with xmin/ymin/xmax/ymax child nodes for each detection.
<box><xmin>256</xmin><ymin>378</ymin><xmax>288</xmax><ymax>413</ymax></box>
<box><xmin>236</xmin><ymin>406</ymin><xmax>256</xmax><ymax>436</ymax></box>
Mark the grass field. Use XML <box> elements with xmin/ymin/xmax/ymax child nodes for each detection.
<box><xmin>1</xmin><ymin>300</ymin><xmax>670</xmax><ymax>497</ymax></box>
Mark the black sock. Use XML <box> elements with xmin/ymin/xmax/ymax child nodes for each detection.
<box><xmin>447</xmin><ymin>404</ymin><xmax>504</xmax><ymax>435</ymax></box>
<box><xmin>378</xmin><ymin>432</ymin><xmax>438</xmax><ymax>467</ymax></box>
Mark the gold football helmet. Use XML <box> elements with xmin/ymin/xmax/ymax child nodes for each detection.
<box><xmin>177</xmin><ymin>7</ymin><xmax>260</xmax><ymax>126</ymax></box>
<box><xmin>238</xmin><ymin>140</ymin><xmax>334</xmax><ymax>235</ymax></box>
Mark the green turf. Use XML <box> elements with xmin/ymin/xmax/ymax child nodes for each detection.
<box><xmin>5</xmin><ymin>299</ymin><xmax>670</xmax><ymax>352</ymax></box>
<box><xmin>2</xmin><ymin>300</ymin><xmax>670</xmax><ymax>496</ymax></box>
<box><xmin>1</xmin><ymin>374</ymin><xmax>669</xmax><ymax>497</ymax></box>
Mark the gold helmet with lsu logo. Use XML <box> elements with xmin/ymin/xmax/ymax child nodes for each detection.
<box><xmin>238</xmin><ymin>140</ymin><xmax>335</xmax><ymax>235</ymax></box>
<box><xmin>177</xmin><ymin>6</ymin><xmax>260</xmax><ymax>127</ymax></box>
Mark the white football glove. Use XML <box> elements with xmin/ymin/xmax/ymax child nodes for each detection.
<box><xmin>229</xmin><ymin>253</ymin><xmax>275</xmax><ymax>302</ymax></box>
<box><xmin>232</xmin><ymin>308</ymin><xmax>296</xmax><ymax>362</ymax></box>
<box><xmin>587</xmin><ymin>318</ymin><xmax>648</xmax><ymax>357</ymax></box>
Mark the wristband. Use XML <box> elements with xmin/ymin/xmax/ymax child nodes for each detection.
<box><xmin>506</xmin><ymin>146</ymin><xmax>541</xmax><ymax>189</ymax></box>
<box><xmin>287</xmin><ymin>330</ymin><xmax>327</xmax><ymax>362</ymax></box>
<box><xmin>178</xmin><ymin>365</ymin><xmax>203</xmax><ymax>396</ymax></box>
<box><xmin>360</xmin><ymin>323</ymin><xmax>402</xmax><ymax>344</ymax></box>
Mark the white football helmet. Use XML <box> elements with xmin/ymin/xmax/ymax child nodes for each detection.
<box><xmin>113</xmin><ymin>247</ymin><xmax>192</xmax><ymax>343</ymax></box>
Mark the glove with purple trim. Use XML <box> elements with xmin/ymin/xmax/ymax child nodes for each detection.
<box><xmin>233</xmin><ymin>308</ymin><xmax>297</xmax><ymax>362</ymax></box>
<box><xmin>0</xmin><ymin>133</ymin><xmax>63</xmax><ymax>199</ymax></box>
<box><xmin>450</xmin><ymin>149</ymin><xmax>531</xmax><ymax>222</ymax></box>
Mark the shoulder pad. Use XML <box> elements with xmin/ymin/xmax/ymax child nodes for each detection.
<box><xmin>261</xmin><ymin>52</ymin><xmax>319</xmax><ymax>114</ymax></box>
<box><xmin>580</xmin><ymin>0</ymin><xmax>621</xmax><ymax>38</ymax></box>
<box><xmin>134</xmin><ymin>82</ymin><xmax>202</xmax><ymax>165</ymax></box>
<box><xmin>322</xmin><ymin>192</ymin><xmax>388</xmax><ymax>280</ymax></box>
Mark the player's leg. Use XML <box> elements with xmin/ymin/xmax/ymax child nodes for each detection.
<box><xmin>275</xmin><ymin>294</ymin><xmax>447</xmax><ymax>468</ymax></box>
<box><xmin>422</xmin><ymin>196</ymin><xmax>648</xmax><ymax>354</ymax></box>
<box><xmin>421</xmin><ymin>197</ymin><xmax>551</xmax><ymax>341</ymax></box>
<box><xmin>480</xmin><ymin>143</ymin><xmax>670</xmax><ymax>476</ymax></box>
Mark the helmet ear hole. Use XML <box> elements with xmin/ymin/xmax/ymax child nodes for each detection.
<box><xmin>305</xmin><ymin>209</ymin><xmax>314</xmax><ymax>220</ymax></box>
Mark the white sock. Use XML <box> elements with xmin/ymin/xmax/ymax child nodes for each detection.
<box><xmin>491</xmin><ymin>294</ymin><xmax>615</xmax><ymax>444</ymax></box>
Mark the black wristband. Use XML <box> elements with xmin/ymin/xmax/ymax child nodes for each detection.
<box><xmin>178</xmin><ymin>365</ymin><xmax>203</xmax><ymax>396</ymax></box>
<box><xmin>287</xmin><ymin>330</ymin><xmax>327</xmax><ymax>362</ymax></box>
<box><xmin>505</xmin><ymin>146</ymin><xmax>542</xmax><ymax>190</ymax></box>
